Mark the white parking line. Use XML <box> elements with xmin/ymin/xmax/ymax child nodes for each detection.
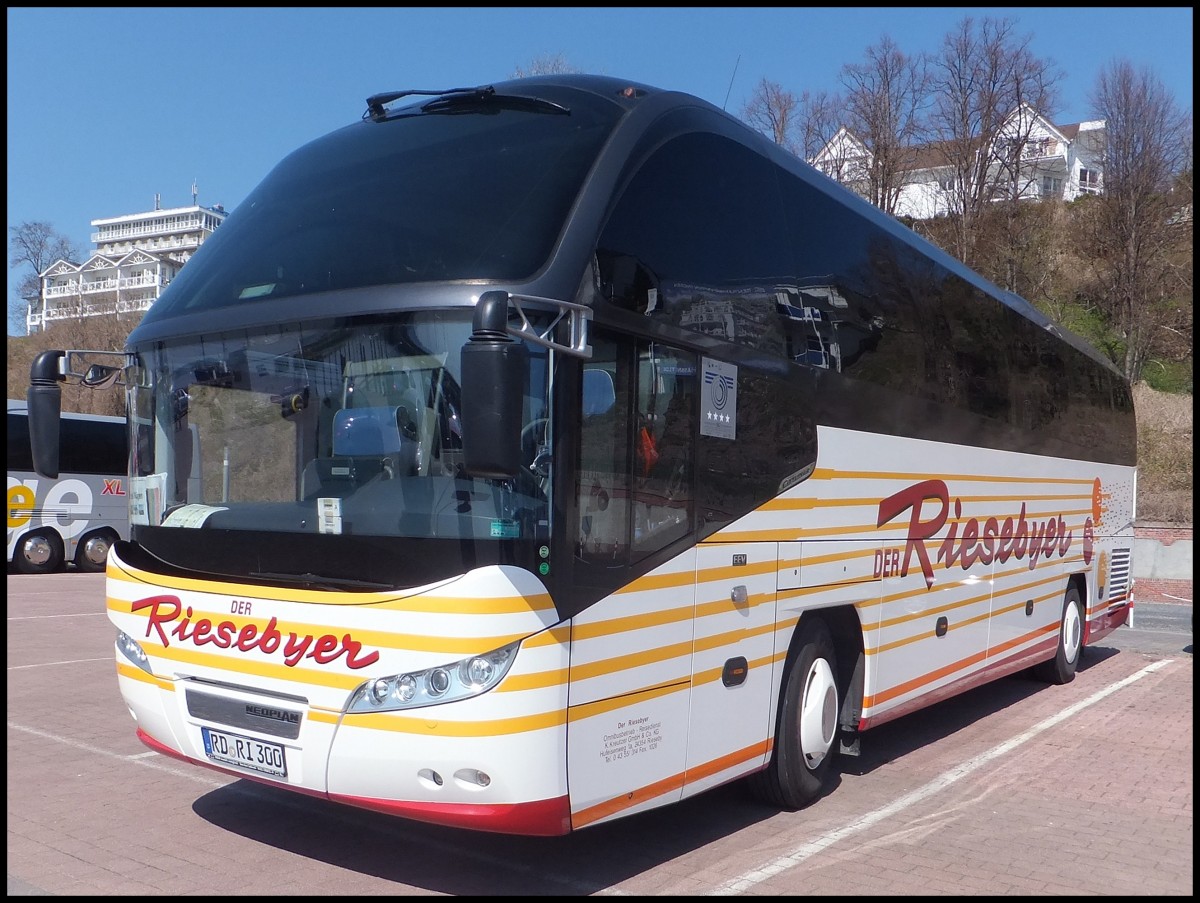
<box><xmin>9</xmin><ymin>657</ymin><xmax>113</xmax><ymax>669</ymax></box>
<box><xmin>6</xmin><ymin>720</ymin><xmax>228</xmax><ymax>787</ymax></box>
<box><xmin>9</xmin><ymin>718</ymin><xmax>626</xmax><ymax>896</ymax></box>
<box><xmin>707</xmin><ymin>660</ymin><xmax>1173</xmax><ymax>896</ymax></box>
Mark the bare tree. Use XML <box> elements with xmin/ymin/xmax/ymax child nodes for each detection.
<box><xmin>739</xmin><ymin>77</ymin><xmax>848</xmax><ymax>170</ymax></box>
<box><xmin>838</xmin><ymin>35</ymin><xmax>930</xmax><ymax>215</ymax></box>
<box><xmin>926</xmin><ymin>16</ymin><xmax>1061</xmax><ymax>266</ymax></box>
<box><xmin>795</xmin><ymin>90</ymin><xmax>845</xmax><ymax>164</ymax></box>
<box><xmin>8</xmin><ymin>221</ymin><xmax>79</xmax><ymax>334</ymax></box>
<box><xmin>1080</xmin><ymin>59</ymin><xmax>1192</xmax><ymax>383</ymax></box>
<box><xmin>741</xmin><ymin>78</ymin><xmax>801</xmax><ymax>153</ymax></box>
<box><xmin>510</xmin><ymin>53</ymin><xmax>580</xmax><ymax>79</ymax></box>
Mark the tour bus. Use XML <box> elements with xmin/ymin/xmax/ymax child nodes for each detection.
<box><xmin>8</xmin><ymin>399</ymin><xmax>129</xmax><ymax>573</ymax></box>
<box><xmin>27</xmin><ymin>75</ymin><xmax>1137</xmax><ymax>836</ymax></box>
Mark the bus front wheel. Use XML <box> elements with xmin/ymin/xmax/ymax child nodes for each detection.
<box><xmin>748</xmin><ymin>616</ymin><xmax>840</xmax><ymax>810</ymax></box>
<box><xmin>1032</xmin><ymin>584</ymin><xmax>1084</xmax><ymax>685</ymax></box>
<box><xmin>14</xmin><ymin>530</ymin><xmax>65</xmax><ymax>575</ymax></box>
<box><xmin>75</xmin><ymin>529</ymin><xmax>118</xmax><ymax>573</ymax></box>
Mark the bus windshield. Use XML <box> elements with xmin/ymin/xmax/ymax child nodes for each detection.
<box><xmin>126</xmin><ymin>310</ymin><xmax>551</xmax><ymax>587</ymax></box>
<box><xmin>137</xmin><ymin>85</ymin><xmax>623</xmax><ymax>322</ymax></box>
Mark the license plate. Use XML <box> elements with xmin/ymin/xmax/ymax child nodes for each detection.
<box><xmin>201</xmin><ymin>726</ymin><xmax>287</xmax><ymax>777</ymax></box>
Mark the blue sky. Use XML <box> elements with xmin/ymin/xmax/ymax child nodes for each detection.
<box><xmin>6</xmin><ymin>7</ymin><xmax>1194</xmax><ymax>335</ymax></box>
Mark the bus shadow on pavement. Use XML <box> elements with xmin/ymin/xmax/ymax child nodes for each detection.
<box><xmin>190</xmin><ymin>776</ymin><xmax>780</xmax><ymax>894</ymax></box>
<box><xmin>184</xmin><ymin>643</ymin><xmax>1146</xmax><ymax>893</ymax></box>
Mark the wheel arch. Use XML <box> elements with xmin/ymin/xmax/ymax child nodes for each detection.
<box><xmin>794</xmin><ymin>605</ymin><xmax>865</xmax><ymax>737</ymax></box>
<box><xmin>10</xmin><ymin>526</ymin><xmax>66</xmax><ymax>573</ymax></box>
<box><xmin>74</xmin><ymin>525</ymin><xmax>120</xmax><ymax>571</ymax></box>
<box><xmin>1068</xmin><ymin>571</ymin><xmax>1090</xmax><ymax>643</ymax></box>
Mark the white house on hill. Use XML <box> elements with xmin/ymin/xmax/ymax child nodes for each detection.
<box><xmin>810</xmin><ymin>105</ymin><xmax>1105</xmax><ymax>221</ymax></box>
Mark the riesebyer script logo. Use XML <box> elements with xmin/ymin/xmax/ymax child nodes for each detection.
<box><xmin>876</xmin><ymin>479</ymin><xmax>1084</xmax><ymax>589</ymax></box>
<box><xmin>130</xmin><ymin>595</ymin><xmax>380</xmax><ymax>669</ymax></box>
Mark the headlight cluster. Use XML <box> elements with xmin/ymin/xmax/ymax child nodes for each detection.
<box><xmin>347</xmin><ymin>641</ymin><xmax>520</xmax><ymax>713</ymax></box>
<box><xmin>116</xmin><ymin>630</ymin><xmax>152</xmax><ymax>673</ymax></box>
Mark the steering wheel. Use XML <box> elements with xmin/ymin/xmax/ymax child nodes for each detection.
<box><xmin>520</xmin><ymin>418</ymin><xmax>551</xmax><ymax>494</ymax></box>
<box><xmin>520</xmin><ymin>417</ymin><xmax>549</xmax><ymax>448</ymax></box>
<box><xmin>663</xmin><ymin>457</ymin><xmax>687</xmax><ymax>502</ymax></box>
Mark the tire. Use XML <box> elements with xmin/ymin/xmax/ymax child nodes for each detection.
<box><xmin>75</xmin><ymin>529</ymin><xmax>117</xmax><ymax>573</ymax></box>
<box><xmin>1032</xmin><ymin>584</ymin><xmax>1084</xmax><ymax>685</ymax></box>
<box><xmin>748</xmin><ymin>616</ymin><xmax>840</xmax><ymax>810</ymax></box>
<box><xmin>14</xmin><ymin>530</ymin><xmax>65</xmax><ymax>575</ymax></box>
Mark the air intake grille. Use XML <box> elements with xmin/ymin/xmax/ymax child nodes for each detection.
<box><xmin>1108</xmin><ymin>548</ymin><xmax>1131</xmax><ymax>602</ymax></box>
<box><xmin>186</xmin><ymin>690</ymin><xmax>303</xmax><ymax>739</ymax></box>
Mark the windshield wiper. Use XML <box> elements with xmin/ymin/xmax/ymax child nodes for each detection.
<box><xmin>365</xmin><ymin>85</ymin><xmax>569</xmax><ymax>121</ymax></box>
<box><xmin>250</xmin><ymin>570</ymin><xmax>393</xmax><ymax>592</ymax></box>
<box><xmin>365</xmin><ymin>86</ymin><xmax>494</xmax><ymax>121</ymax></box>
<box><xmin>421</xmin><ymin>92</ymin><xmax>569</xmax><ymax>116</ymax></box>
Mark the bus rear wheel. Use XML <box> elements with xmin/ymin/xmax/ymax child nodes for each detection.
<box><xmin>14</xmin><ymin>530</ymin><xmax>65</xmax><ymax>575</ymax></box>
<box><xmin>1032</xmin><ymin>584</ymin><xmax>1084</xmax><ymax>685</ymax></box>
<box><xmin>75</xmin><ymin>529</ymin><xmax>118</xmax><ymax>573</ymax></box>
<box><xmin>748</xmin><ymin>616</ymin><xmax>840</xmax><ymax>810</ymax></box>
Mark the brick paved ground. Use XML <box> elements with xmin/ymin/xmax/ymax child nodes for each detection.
<box><xmin>7</xmin><ymin>571</ymin><xmax>1193</xmax><ymax>896</ymax></box>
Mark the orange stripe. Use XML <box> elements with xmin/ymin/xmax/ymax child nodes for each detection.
<box><xmin>572</xmin><ymin>739</ymin><xmax>771</xmax><ymax>829</ymax></box>
<box><xmin>866</xmin><ymin>621</ymin><xmax>1056</xmax><ymax>707</ymax></box>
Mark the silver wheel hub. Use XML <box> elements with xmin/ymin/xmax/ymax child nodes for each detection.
<box><xmin>81</xmin><ymin>535</ymin><xmax>112</xmax><ymax>566</ymax></box>
<box><xmin>1063</xmin><ymin>598</ymin><xmax>1083</xmax><ymax>664</ymax></box>
<box><xmin>799</xmin><ymin>657</ymin><xmax>838</xmax><ymax>768</ymax></box>
<box><xmin>21</xmin><ymin>535</ymin><xmax>53</xmax><ymax>567</ymax></box>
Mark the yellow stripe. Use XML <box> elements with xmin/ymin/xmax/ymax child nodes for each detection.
<box><xmin>865</xmin><ymin>620</ymin><xmax>1056</xmax><ymax>708</ymax></box>
<box><xmin>566</xmin><ymin>680</ymin><xmax>689</xmax><ymax>721</ymax></box>
<box><xmin>122</xmin><ymin>636</ymin><xmax>367</xmax><ymax>691</ymax></box>
<box><xmin>760</xmin><ymin>491</ymin><xmax>1091</xmax><ymax>514</ymax></box>
<box><xmin>343</xmin><ymin>706</ymin><xmax>566</xmax><ymax>737</ymax></box>
<box><xmin>693</xmin><ymin>621</ymin><xmax>776</xmax><ymax>655</ymax></box>
<box><xmin>573</xmin><ymin>737</ymin><xmax>770</xmax><ymax>829</ymax></box>
<box><xmin>571</xmin><ymin>602</ymin><xmax>694</xmax><ymax>641</ymax></box>
<box><xmin>810</xmin><ymin>467</ymin><xmax>1095</xmax><ymax>486</ymax></box>
<box><xmin>691</xmin><ymin>650</ymin><xmax>775</xmax><ymax>686</ymax></box>
<box><xmin>717</xmin><ymin>508</ymin><xmax>1097</xmax><ymax>543</ymax></box>
<box><xmin>108</xmin><ymin>556</ymin><xmax>554</xmax><ymax>614</ymax></box>
<box><xmin>569</xmin><ymin>641</ymin><xmax>692</xmax><ymax>682</ymax></box>
<box><xmin>116</xmin><ymin>659</ymin><xmax>175</xmax><ymax>690</ymax></box>
<box><xmin>496</xmin><ymin>667</ymin><xmax>569</xmax><ymax>692</ymax></box>
<box><xmin>108</xmin><ymin>594</ymin><xmax>531</xmax><ymax>658</ymax></box>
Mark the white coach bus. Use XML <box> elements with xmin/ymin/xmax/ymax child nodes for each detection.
<box><xmin>26</xmin><ymin>75</ymin><xmax>1136</xmax><ymax>835</ymax></box>
<box><xmin>8</xmin><ymin>398</ymin><xmax>128</xmax><ymax>573</ymax></box>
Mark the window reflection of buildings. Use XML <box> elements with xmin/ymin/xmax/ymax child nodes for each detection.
<box><xmin>643</xmin><ymin>277</ymin><xmax>887</xmax><ymax>379</ymax></box>
<box><xmin>777</xmin><ymin>284</ymin><xmax>859</xmax><ymax>373</ymax></box>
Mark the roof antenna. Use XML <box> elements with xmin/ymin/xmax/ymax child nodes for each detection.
<box><xmin>722</xmin><ymin>54</ymin><xmax>740</xmax><ymax>111</ymax></box>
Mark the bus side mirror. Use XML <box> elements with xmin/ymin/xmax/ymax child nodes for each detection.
<box><xmin>28</xmin><ymin>350</ymin><xmax>66</xmax><ymax>479</ymax></box>
<box><xmin>460</xmin><ymin>291</ymin><xmax>528</xmax><ymax>479</ymax></box>
<box><xmin>82</xmin><ymin>363</ymin><xmax>123</xmax><ymax>389</ymax></box>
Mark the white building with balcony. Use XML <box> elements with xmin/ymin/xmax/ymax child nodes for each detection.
<box><xmin>810</xmin><ymin>106</ymin><xmax>1105</xmax><ymax>221</ymax></box>
<box><xmin>28</xmin><ymin>196</ymin><xmax>227</xmax><ymax>334</ymax></box>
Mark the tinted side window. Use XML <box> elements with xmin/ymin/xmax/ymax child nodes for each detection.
<box><xmin>59</xmin><ymin>418</ymin><xmax>128</xmax><ymax>475</ymax></box>
<box><xmin>7</xmin><ymin>412</ymin><xmax>33</xmax><ymax>472</ymax></box>
<box><xmin>597</xmin><ymin>132</ymin><xmax>789</xmax><ymax>357</ymax></box>
<box><xmin>777</xmin><ymin>171</ymin><xmax>930</xmax><ymax>391</ymax></box>
<box><xmin>576</xmin><ymin>332</ymin><xmax>696</xmax><ymax>566</ymax></box>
